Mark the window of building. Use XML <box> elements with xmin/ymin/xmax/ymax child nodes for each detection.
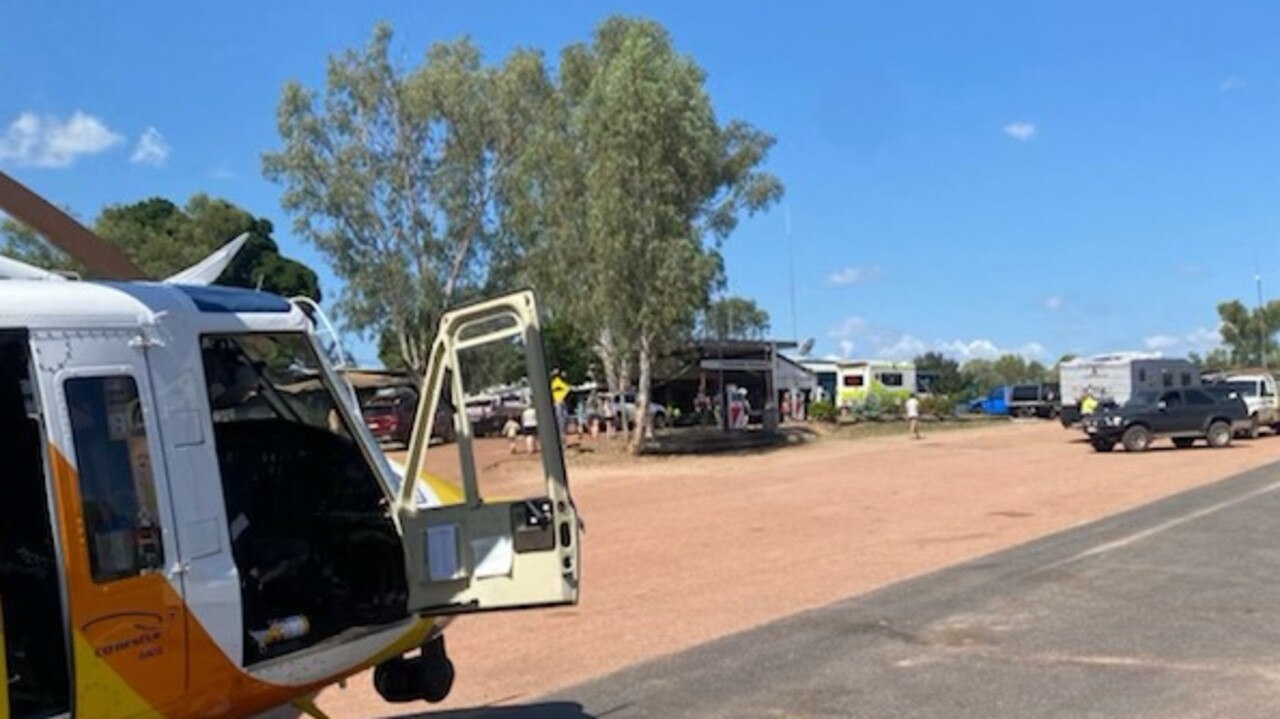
<box><xmin>1138</xmin><ymin>368</ymin><xmax>1147</xmax><ymax>383</ymax></box>
<box><xmin>65</xmin><ymin>376</ymin><xmax>164</xmax><ymax>582</ymax></box>
<box><xmin>1181</xmin><ymin>373</ymin><xmax>1192</xmax><ymax>387</ymax></box>
<box><xmin>843</xmin><ymin>374</ymin><xmax>864</xmax><ymax>387</ymax></box>
<box><xmin>878</xmin><ymin>373</ymin><xmax>904</xmax><ymax>387</ymax></box>
<box><xmin>1162</xmin><ymin>371</ymin><xmax>1174</xmax><ymax>388</ymax></box>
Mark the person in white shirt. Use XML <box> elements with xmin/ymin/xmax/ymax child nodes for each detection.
<box><xmin>905</xmin><ymin>394</ymin><xmax>922</xmax><ymax>440</ymax></box>
<box><xmin>521</xmin><ymin>404</ymin><xmax>540</xmax><ymax>454</ymax></box>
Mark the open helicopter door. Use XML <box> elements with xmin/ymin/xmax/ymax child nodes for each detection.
<box><xmin>397</xmin><ymin>291</ymin><xmax>580</xmax><ymax>615</ymax></box>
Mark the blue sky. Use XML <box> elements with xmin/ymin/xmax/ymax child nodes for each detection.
<box><xmin>2</xmin><ymin>1</ymin><xmax>1278</xmax><ymax>365</ymax></box>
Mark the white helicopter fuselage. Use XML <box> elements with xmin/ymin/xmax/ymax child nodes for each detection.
<box><xmin>0</xmin><ymin>279</ymin><xmax>579</xmax><ymax>719</ymax></box>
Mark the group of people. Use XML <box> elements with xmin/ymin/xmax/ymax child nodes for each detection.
<box><xmin>503</xmin><ymin>370</ymin><xmax>628</xmax><ymax>454</ymax></box>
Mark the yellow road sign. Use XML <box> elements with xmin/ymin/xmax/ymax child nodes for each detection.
<box><xmin>551</xmin><ymin>376</ymin><xmax>570</xmax><ymax>404</ymax></box>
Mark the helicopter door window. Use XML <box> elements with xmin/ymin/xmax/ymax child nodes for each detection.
<box><xmin>64</xmin><ymin>376</ymin><xmax>165</xmax><ymax>582</ymax></box>
<box><xmin>416</xmin><ymin>322</ymin><xmax>553</xmax><ymax>506</ymax></box>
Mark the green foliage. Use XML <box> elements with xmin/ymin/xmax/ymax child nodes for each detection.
<box><xmin>0</xmin><ymin>217</ymin><xmax>82</xmax><ymax>274</ymax></box>
<box><xmin>512</xmin><ymin>17</ymin><xmax>783</xmax><ymax>450</ymax></box>
<box><xmin>960</xmin><ymin>354</ymin><xmax>1051</xmax><ymax>396</ymax></box>
<box><xmin>265</xmin><ymin>25</ymin><xmax>512</xmax><ymax>372</ymax></box>
<box><xmin>808</xmin><ymin>400</ymin><xmax>836</xmax><ymax>422</ymax></box>
<box><xmin>919</xmin><ymin>394</ymin><xmax>956</xmax><ymax>418</ymax></box>
<box><xmin>542</xmin><ymin>318</ymin><xmax>595</xmax><ymax>384</ymax></box>
<box><xmin>94</xmin><ymin>195</ymin><xmax>320</xmax><ymax>299</ymax></box>
<box><xmin>913</xmin><ymin>351</ymin><xmax>964</xmax><ymax>394</ymax></box>
<box><xmin>265</xmin><ymin>17</ymin><xmax>782</xmax><ymax>429</ymax></box>
<box><xmin>2</xmin><ymin>198</ymin><xmax>319</xmax><ymax>299</ymax></box>
<box><xmin>1202</xmin><ymin>347</ymin><xmax>1235</xmax><ymax>371</ymax></box>
<box><xmin>702</xmin><ymin>296</ymin><xmax>770</xmax><ymax>340</ymax></box>
<box><xmin>1216</xmin><ymin>299</ymin><xmax>1280</xmax><ymax>367</ymax></box>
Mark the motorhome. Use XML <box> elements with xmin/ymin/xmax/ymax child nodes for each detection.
<box><xmin>1059</xmin><ymin>352</ymin><xmax>1199</xmax><ymax>425</ymax></box>
<box><xmin>833</xmin><ymin>360</ymin><xmax>917</xmax><ymax>408</ymax></box>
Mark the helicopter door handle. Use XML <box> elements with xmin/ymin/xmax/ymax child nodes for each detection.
<box><xmin>167</xmin><ymin>561</ymin><xmax>190</xmax><ymax>578</ymax></box>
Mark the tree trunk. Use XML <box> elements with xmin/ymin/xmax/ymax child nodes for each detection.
<box><xmin>630</xmin><ymin>334</ymin><xmax>652</xmax><ymax>454</ymax></box>
<box><xmin>617</xmin><ymin>355</ymin><xmax>632</xmax><ymax>441</ymax></box>
<box><xmin>595</xmin><ymin>327</ymin><xmax>622</xmax><ymax>394</ymax></box>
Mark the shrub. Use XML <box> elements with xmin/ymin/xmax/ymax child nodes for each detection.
<box><xmin>809</xmin><ymin>400</ymin><xmax>836</xmax><ymax>422</ymax></box>
<box><xmin>920</xmin><ymin>394</ymin><xmax>955</xmax><ymax>418</ymax></box>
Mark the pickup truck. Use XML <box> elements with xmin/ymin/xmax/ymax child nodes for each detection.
<box><xmin>1203</xmin><ymin>372</ymin><xmax>1279</xmax><ymax>438</ymax></box>
<box><xmin>967</xmin><ymin>386</ymin><xmax>1009</xmax><ymax>415</ymax></box>
<box><xmin>1083</xmin><ymin>387</ymin><xmax>1250</xmax><ymax>452</ymax></box>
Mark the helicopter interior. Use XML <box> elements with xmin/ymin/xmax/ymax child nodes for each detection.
<box><xmin>200</xmin><ymin>333</ymin><xmax>409</xmax><ymax>665</ymax></box>
<box><xmin>0</xmin><ymin>330</ymin><xmax>71</xmax><ymax>718</ymax></box>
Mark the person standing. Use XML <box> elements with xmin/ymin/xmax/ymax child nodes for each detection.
<box><xmin>587</xmin><ymin>392</ymin><xmax>601</xmax><ymax>440</ymax></box>
<box><xmin>521</xmin><ymin>403</ymin><xmax>539</xmax><ymax>454</ymax></box>
<box><xmin>905</xmin><ymin>394</ymin><xmax>922</xmax><ymax>440</ymax></box>
<box><xmin>601</xmin><ymin>393</ymin><xmax>616</xmax><ymax>440</ymax></box>
<box><xmin>1080</xmin><ymin>390</ymin><xmax>1099</xmax><ymax>417</ymax></box>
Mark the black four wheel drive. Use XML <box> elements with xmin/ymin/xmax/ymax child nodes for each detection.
<box><xmin>1083</xmin><ymin>388</ymin><xmax>1250</xmax><ymax>453</ymax></box>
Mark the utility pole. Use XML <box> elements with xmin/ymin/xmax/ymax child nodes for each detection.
<box><xmin>785</xmin><ymin>205</ymin><xmax>798</xmax><ymax>421</ymax></box>
<box><xmin>786</xmin><ymin>204</ymin><xmax>798</xmax><ymax>343</ymax></box>
<box><xmin>1257</xmin><ymin>265</ymin><xmax>1267</xmax><ymax>368</ymax></box>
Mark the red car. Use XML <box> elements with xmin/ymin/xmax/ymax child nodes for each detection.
<box><xmin>360</xmin><ymin>386</ymin><xmax>455</xmax><ymax>446</ymax></box>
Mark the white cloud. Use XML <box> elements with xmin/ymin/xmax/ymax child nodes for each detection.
<box><xmin>1002</xmin><ymin>121</ymin><xmax>1037</xmax><ymax>141</ymax></box>
<box><xmin>828</xmin><ymin>315</ymin><xmax>867</xmax><ymax>338</ymax></box>
<box><xmin>211</xmin><ymin>165</ymin><xmax>235</xmax><ymax>180</ymax></box>
<box><xmin>1142</xmin><ymin>327</ymin><xmax>1221</xmax><ymax>354</ymax></box>
<box><xmin>939</xmin><ymin>339</ymin><xmax>1001</xmax><ymax>360</ymax></box>
<box><xmin>828</xmin><ymin>265</ymin><xmax>881</xmax><ymax>286</ymax></box>
<box><xmin>826</xmin><ymin>316</ymin><xmax>1044</xmax><ymax>363</ymax></box>
<box><xmin>1219</xmin><ymin>76</ymin><xmax>1248</xmax><ymax>92</ymax></box>
<box><xmin>1187</xmin><ymin>327</ymin><xmax>1222</xmax><ymax>347</ymax></box>
<box><xmin>874</xmin><ymin>336</ymin><xmax>1045</xmax><ymax>362</ymax></box>
<box><xmin>1044</xmin><ymin>295</ymin><xmax>1063</xmax><ymax>312</ymax></box>
<box><xmin>130</xmin><ymin>127</ymin><xmax>170</xmax><ymax>166</ymax></box>
<box><xmin>0</xmin><ymin>111</ymin><xmax>124</xmax><ymax>168</ymax></box>
<box><xmin>876</xmin><ymin>335</ymin><xmax>928</xmax><ymax>361</ymax></box>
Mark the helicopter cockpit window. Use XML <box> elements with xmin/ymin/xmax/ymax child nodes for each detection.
<box><xmin>198</xmin><ymin>333</ymin><xmax>407</xmax><ymax>664</ymax></box>
<box><xmin>64</xmin><ymin>376</ymin><xmax>165</xmax><ymax>583</ymax></box>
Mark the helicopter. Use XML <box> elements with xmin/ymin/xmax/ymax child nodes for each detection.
<box><xmin>0</xmin><ymin>170</ymin><xmax>580</xmax><ymax>719</ymax></box>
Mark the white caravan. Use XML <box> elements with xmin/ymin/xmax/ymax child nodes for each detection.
<box><xmin>1059</xmin><ymin>352</ymin><xmax>1200</xmax><ymax>425</ymax></box>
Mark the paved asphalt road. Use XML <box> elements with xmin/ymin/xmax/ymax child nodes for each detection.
<box><xmin>420</xmin><ymin>460</ymin><xmax>1280</xmax><ymax>719</ymax></box>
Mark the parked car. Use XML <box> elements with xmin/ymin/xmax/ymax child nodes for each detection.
<box><xmin>360</xmin><ymin>386</ymin><xmax>455</xmax><ymax>446</ymax></box>
<box><xmin>1203</xmin><ymin>371</ymin><xmax>1279</xmax><ymax>438</ymax></box>
<box><xmin>1082</xmin><ymin>387</ymin><xmax>1250</xmax><ymax>452</ymax></box>
<box><xmin>616</xmin><ymin>392</ymin><xmax>669</xmax><ymax>428</ymax></box>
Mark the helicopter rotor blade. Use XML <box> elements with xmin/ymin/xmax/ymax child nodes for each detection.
<box><xmin>0</xmin><ymin>170</ymin><xmax>146</xmax><ymax>279</ymax></box>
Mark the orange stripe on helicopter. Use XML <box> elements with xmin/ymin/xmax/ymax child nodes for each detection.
<box><xmin>46</xmin><ymin>446</ymin><xmax>433</xmax><ymax>718</ymax></box>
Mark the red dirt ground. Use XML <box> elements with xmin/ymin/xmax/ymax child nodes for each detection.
<box><xmin>318</xmin><ymin>422</ymin><xmax>1280</xmax><ymax>717</ymax></box>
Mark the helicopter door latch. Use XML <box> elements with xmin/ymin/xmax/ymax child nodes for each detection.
<box><xmin>128</xmin><ymin>332</ymin><xmax>165</xmax><ymax>349</ymax></box>
<box><xmin>511</xmin><ymin>499</ymin><xmax>556</xmax><ymax>553</ymax></box>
